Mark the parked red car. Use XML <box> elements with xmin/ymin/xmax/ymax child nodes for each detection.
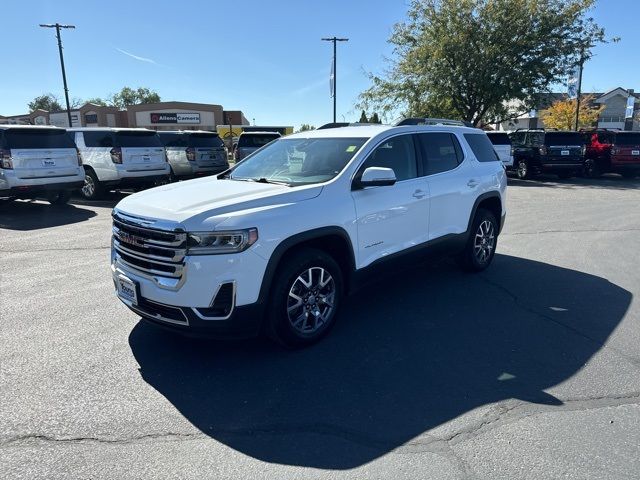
<box><xmin>582</xmin><ymin>129</ymin><xmax>640</xmax><ymax>178</ymax></box>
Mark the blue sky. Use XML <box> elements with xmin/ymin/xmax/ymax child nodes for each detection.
<box><xmin>2</xmin><ymin>0</ymin><xmax>637</xmax><ymax>128</ymax></box>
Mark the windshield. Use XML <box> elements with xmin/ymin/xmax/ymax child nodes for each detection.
<box><xmin>614</xmin><ymin>133</ymin><xmax>640</xmax><ymax>146</ymax></box>
<box><xmin>229</xmin><ymin>137</ymin><xmax>367</xmax><ymax>185</ymax></box>
<box><xmin>486</xmin><ymin>133</ymin><xmax>510</xmax><ymax>145</ymax></box>
<box><xmin>238</xmin><ymin>134</ymin><xmax>280</xmax><ymax>148</ymax></box>
<box><xmin>544</xmin><ymin>132</ymin><xmax>583</xmax><ymax>146</ymax></box>
<box><xmin>5</xmin><ymin>129</ymin><xmax>76</xmax><ymax>149</ymax></box>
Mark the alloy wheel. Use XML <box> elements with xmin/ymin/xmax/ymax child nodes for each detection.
<box><xmin>517</xmin><ymin>160</ymin><xmax>527</xmax><ymax>179</ymax></box>
<box><xmin>82</xmin><ymin>174</ymin><xmax>95</xmax><ymax>198</ymax></box>
<box><xmin>474</xmin><ymin>220</ymin><xmax>495</xmax><ymax>264</ymax></box>
<box><xmin>287</xmin><ymin>267</ymin><xmax>336</xmax><ymax>335</ymax></box>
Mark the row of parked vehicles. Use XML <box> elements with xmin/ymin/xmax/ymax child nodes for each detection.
<box><xmin>485</xmin><ymin>128</ymin><xmax>640</xmax><ymax>180</ymax></box>
<box><xmin>0</xmin><ymin>126</ymin><xmax>284</xmax><ymax>204</ymax></box>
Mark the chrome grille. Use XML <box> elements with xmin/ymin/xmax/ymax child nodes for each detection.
<box><xmin>112</xmin><ymin>214</ymin><xmax>186</xmax><ymax>279</ymax></box>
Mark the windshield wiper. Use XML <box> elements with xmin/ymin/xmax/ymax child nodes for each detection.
<box><xmin>231</xmin><ymin>177</ymin><xmax>289</xmax><ymax>186</ymax></box>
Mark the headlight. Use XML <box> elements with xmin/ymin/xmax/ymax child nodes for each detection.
<box><xmin>187</xmin><ymin>228</ymin><xmax>258</xmax><ymax>255</ymax></box>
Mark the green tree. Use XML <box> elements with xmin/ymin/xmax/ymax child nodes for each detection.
<box><xmin>109</xmin><ymin>87</ymin><xmax>161</xmax><ymax>108</ymax></box>
<box><xmin>28</xmin><ymin>94</ymin><xmax>62</xmax><ymax>112</ymax></box>
<box><xmin>84</xmin><ymin>97</ymin><xmax>108</xmax><ymax>106</ymax></box>
<box><xmin>358</xmin><ymin>0</ymin><xmax>607</xmax><ymax>126</ymax></box>
<box><xmin>296</xmin><ymin>124</ymin><xmax>315</xmax><ymax>132</ymax></box>
<box><xmin>370</xmin><ymin>112</ymin><xmax>381</xmax><ymax>124</ymax></box>
<box><xmin>358</xmin><ymin>110</ymin><xmax>369</xmax><ymax>123</ymax></box>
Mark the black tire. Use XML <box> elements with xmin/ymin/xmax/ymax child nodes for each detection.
<box><xmin>47</xmin><ymin>190</ymin><xmax>71</xmax><ymax>205</ymax></box>
<box><xmin>557</xmin><ymin>172</ymin><xmax>572</xmax><ymax>180</ymax></box>
<box><xmin>81</xmin><ymin>169</ymin><xmax>103</xmax><ymax>200</ymax></box>
<box><xmin>515</xmin><ymin>158</ymin><xmax>529</xmax><ymax>179</ymax></box>
<box><xmin>583</xmin><ymin>159</ymin><xmax>600</xmax><ymax>178</ymax></box>
<box><xmin>266</xmin><ymin>247</ymin><xmax>343</xmax><ymax>348</ymax></box>
<box><xmin>621</xmin><ymin>171</ymin><xmax>637</xmax><ymax>179</ymax></box>
<box><xmin>458</xmin><ymin>208</ymin><xmax>498</xmax><ymax>272</ymax></box>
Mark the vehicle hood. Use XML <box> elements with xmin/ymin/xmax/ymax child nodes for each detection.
<box><xmin>114</xmin><ymin>176</ymin><xmax>323</xmax><ymax>229</ymax></box>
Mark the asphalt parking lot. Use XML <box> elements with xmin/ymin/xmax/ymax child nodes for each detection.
<box><xmin>1</xmin><ymin>175</ymin><xmax>639</xmax><ymax>479</ymax></box>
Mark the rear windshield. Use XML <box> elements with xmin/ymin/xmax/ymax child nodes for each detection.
<box><xmin>614</xmin><ymin>133</ymin><xmax>640</xmax><ymax>145</ymax></box>
<box><xmin>188</xmin><ymin>133</ymin><xmax>224</xmax><ymax>148</ymax></box>
<box><xmin>486</xmin><ymin>132</ymin><xmax>511</xmax><ymax>145</ymax></box>
<box><xmin>238</xmin><ymin>133</ymin><xmax>280</xmax><ymax>148</ymax></box>
<box><xmin>544</xmin><ymin>132</ymin><xmax>583</xmax><ymax>146</ymax></box>
<box><xmin>158</xmin><ymin>133</ymin><xmax>186</xmax><ymax>148</ymax></box>
<box><xmin>115</xmin><ymin>131</ymin><xmax>162</xmax><ymax>148</ymax></box>
<box><xmin>4</xmin><ymin>129</ymin><xmax>76</xmax><ymax>149</ymax></box>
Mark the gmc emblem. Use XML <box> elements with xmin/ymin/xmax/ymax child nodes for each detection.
<box><xmin>119</xmin><ymin>232</ymin><xmax>145</xmax><ymax>248</ymax></box>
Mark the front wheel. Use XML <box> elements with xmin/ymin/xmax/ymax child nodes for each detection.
<box><xmin>458</xmin><ymin>209</ymin><xmax>498</xmax><ymax>272</ymax></box>
<box><xmin>267</xmin><ymin>248</ymin><xmax>343</xmax><ymax>348</ymax></box>
<box><xmin>47</xmin><ymin>190</ymin><xmax>71</xmax><ymax>205</ymax></box>
<box><xmin>516</xmin><ymin>159</ymin><xmax>529</xmax><ymax>179</ymax></box>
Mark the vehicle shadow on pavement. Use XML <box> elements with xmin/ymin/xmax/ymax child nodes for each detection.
<box><xmin>0</xmin><ymin>200</ymin><xmax>96</xmax><ymax>231</ymax></box>
<box><xmin>507</xmin><ymin>174</ymin><xmax>640</xmax><ymax>190</ymax></box>
<box><xmin>128</xmin><ymin>253</ymin><xmax>631</xmax><ymax>469</ymax></box>
<box><xmin>70</xmin><ymin>191</ymin><xmax>130</xmax><ymax>209</ymax></box>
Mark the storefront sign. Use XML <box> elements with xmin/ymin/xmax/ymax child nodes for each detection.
<box><xmin>150</xmin><ymin>112</ymin><xmax>201</xmax><ymax>124</ymax></box>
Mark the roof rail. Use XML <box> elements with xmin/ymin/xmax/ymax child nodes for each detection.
<box><xmin>395</xmin><ymin>117</ymin><xmax>473</xmax><ymax>127</ymax></box>
<box><xmin>316</xmin><ymin>122</ymin><xmax>380</xmax><ymax>130</ymax></box>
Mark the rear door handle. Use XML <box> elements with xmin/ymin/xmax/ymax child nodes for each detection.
<box><xmin>412</xmin><ymin>189</ymin><xmax>426</xmax><ymax>199</ymax></box>
<box><xmin>467</xmin><ymin>180</ymin><xmax>479</xmax><ymax>188</ymax></box>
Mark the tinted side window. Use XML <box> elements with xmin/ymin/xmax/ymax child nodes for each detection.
<box><xmin>416</xmin><ymin>133</ymin><xmax>462</xmax><ymax>175</ymax></box>
<box><xmin>83</xmin><ymin>131</ymin><xmax>114</xmax><ymax>148</ymax></box>
<box><xmin>360</xmin><ymin>135</ymin><xmax>418</xmax><ymax>181</ymax></box>
<box><xmin>464</xmin><ymin>134</ymin><xmax>500</xmax><ymax>162</ymax></box>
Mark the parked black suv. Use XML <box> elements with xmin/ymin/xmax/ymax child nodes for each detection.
<box><xmin>509</xmin><ymin>129</ymin><xmax>585</xmax><ymax>179</ymax></box>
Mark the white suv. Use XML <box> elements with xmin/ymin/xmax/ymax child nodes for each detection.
<box><xmin>111</xmin><ymin>124</ymin><xmax>507</xmax><ymax>347</ymax></box>
<box><xmin>0</xmin><ymin>125</ymin><xmax>84</xmax><ymax>204</ymax></box>
<box><xmin>69</xmin><ymin>128</ymin><xmax>169</xmax><ymax>200</ymax></box>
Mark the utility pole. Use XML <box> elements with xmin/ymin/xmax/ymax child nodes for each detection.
<box><xmin>574</xmin><ymin>49</ymin><xmax>585</xmax><ymax>131</ymax></box>
<box><xmin>39</xmin><ymin>23</ymin><xmax>75</xmax><ymax>127</ymax></box>
<box><xmin>321</xmin><ymin>36</ymin><xmax>348</xmax><ymax>123</ymax></box>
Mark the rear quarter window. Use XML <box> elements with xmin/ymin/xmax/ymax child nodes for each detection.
<box><xmin>4</xmin><ymin>129</ymin><xmax>76</xmax><ymax>149</ymax></box>
<box><xmin>463</xmin><ymin>133</ymin><xmax>500</xmax><ymax>162</ymax></box>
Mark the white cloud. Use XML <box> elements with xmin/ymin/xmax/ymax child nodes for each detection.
<box><xmin>116</xmin><ymin>48</ymin><xmax>156</xmax><ymax>64</ymax></box>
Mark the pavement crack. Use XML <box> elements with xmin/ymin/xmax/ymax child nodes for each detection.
<box><xmin>2</xmin><ymin>431</ymin><xmax>204</xmax><ymax>447</ymax></box>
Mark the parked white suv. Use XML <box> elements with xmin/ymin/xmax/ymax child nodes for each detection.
<box><xmin>0</xmin><ymin>125</ymin><xmax>84</xmax><ymax>204</ymax></box>
<box><xmin>485</xmin><ymin>132</ymin><xmax>514</xmax><ymax>168</ymax></box>
<box><xmin>111</xmin><ymin>124</ymin><xmax>507</xmax><ymax>347</ymax></box>
<box><xmin>158</xmin><ymin>130</ymin><xmax>229</xmax><ymax>181</ymax></box>
<box><xmin>69</xmin><ymin>128</ymin><xmax>170</xmax><ymax>199</ymax></box>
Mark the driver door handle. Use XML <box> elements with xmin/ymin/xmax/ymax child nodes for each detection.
<box><xmin>413</xmin><ymin>189</ymin><xmax>426</xmax><ymax>199</ymax></box>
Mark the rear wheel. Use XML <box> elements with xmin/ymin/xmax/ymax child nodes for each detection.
<box><xmin>267</xmin><ymin>248</ymin><xmax>343</xmax><ymax>348</ymax></box>
<box><xmin>583</xmin><ymin>159</ymin><xmax>600</xmax><ymax>178</ymax></box>
<box><xmin>516</xmin><ymin>158</ymin><xmax>529</xmax><ymax>179</ymax></box>
<box><xmin>81</xmin><ymin>169</ymin><xmax>103</xmax><ymax>200</ymax></box>
<box><xmin>47</xmin><ymin>190</ymin><xmax>71</xmax><ymax>205</ymax></box>
<box><xmin>458</xmin><ymin>208</ymin><xmax>498</xmax><ymax>272</ymax></box>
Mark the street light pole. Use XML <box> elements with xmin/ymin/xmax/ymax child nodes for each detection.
<box><xmin>321</xmin><ymin>36</ymin><xmax>348</xmax><ymax>123</ymax></box>
<box><xmin>39</xmin><ymin>23</ymin><xmax>75</xmax><ymax>127</ymax></box>
<box><xmin>574</xmin><ymin>50</ymin><xmax>585</xmax><ymax>132</ymax></box>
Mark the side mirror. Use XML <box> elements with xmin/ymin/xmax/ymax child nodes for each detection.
<box><xmin>354</xmin><ymin>166</ymin><xmax>397</xmax><ymax>189</ymax></box>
